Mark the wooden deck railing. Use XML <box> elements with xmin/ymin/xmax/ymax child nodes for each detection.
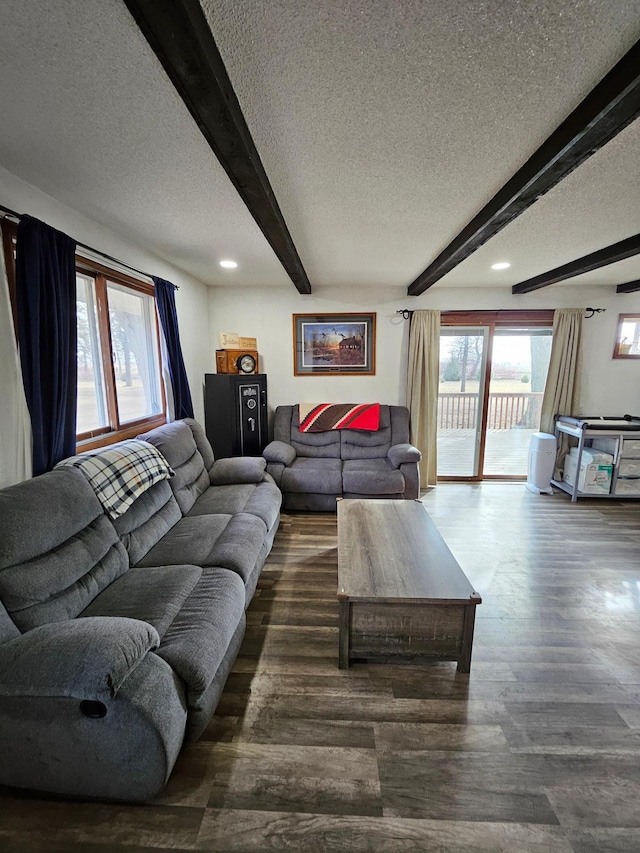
<box><xmin>438</xmin><ymin>392</ymin><xmax>544</xmax><ymax>429</ymax></box>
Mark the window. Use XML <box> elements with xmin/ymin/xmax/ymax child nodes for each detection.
<box><xmin>104</xmin><ymin>280</ymin><xmax>163</xmax><ymax>425</ymax></box>
<box><xmin>75</xmin><ymin>265</ymin><xmax>165</xmax><ymax>446</ymax></box>
<box><xmin>2</xmin><ymin>219</ymin><xmax>166</xmax><ymax>449</ymax></box>
<box><xmin>76</xmin><ymin>272</ymin><xmax>107</xmax><ymax>434</ymax></box>
<box><xmin>613</xmin><ymin>314</ymin><xmax>640</xmax><ymax>358</ymax></box>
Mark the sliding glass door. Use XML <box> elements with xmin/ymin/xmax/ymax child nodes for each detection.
<box><xmin>483</xmin><ymin>328</ymin><xmax>552</xmax><ymax>476</ymax></box>
<box><xmin>437</xmin><ymin>313</ymin><xmax>553</xmax><ymax>480</ymax></box>
<box><xmin>437</xmin><ymin>327</ymin><xmax>490</xmax><ymax>477</ymax></box>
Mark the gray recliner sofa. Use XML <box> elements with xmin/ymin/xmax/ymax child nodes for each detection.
<box><xmin>0</xmin><ymin>418</ymin><xmax>280</xmax><ymax>802</ymax></box>
<box><xmin>263</xmin><ymin>404</ymin><xmax>421</xmax><ymax>511</ymax></box>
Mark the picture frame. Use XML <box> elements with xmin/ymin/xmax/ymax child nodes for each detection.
<box><xmin>293</xmin><ymin>313</ymin><xmax>376</xmax><ymax>375</ymax></box>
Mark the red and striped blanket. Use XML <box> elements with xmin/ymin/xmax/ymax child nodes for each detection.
<box><xmin>298</xmin><ymin>403</ymin><xmax>380</xmax><ymax>433</ymax></box>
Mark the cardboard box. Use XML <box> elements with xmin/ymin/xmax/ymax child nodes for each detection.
<box><xmin>563</xmin><ymin>453</ymin><xmax>612</xmax><ymax>494</ymax></box>
<box><xmin>218</xmin><ymin>331</ymin><xmax>239</xmax><ymax>349</ymax></box>
<box><xmin>217</xmin><ymin>332</ymin><xmax>257</xmax><ymax>350</ymax></box>
<box><xmin>238</xmin><ymin>336</ymin><xmax>257</xmax><ymax>350</ymax></box>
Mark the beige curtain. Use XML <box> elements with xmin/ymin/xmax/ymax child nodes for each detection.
<box><xmin>406</xmin><ymin>309</ymin><xmax>440</xmax><ymax>489</ymax></box>
<box><xmin>0</xmin><ymin>241</ymin><xmax>32</xmax><ymax>487</ymax></box>
<box><xmin>540</xmin><ymin>308</ymin><xmax>583</xmax><ymax>478</ymax></box>
<box><xmin>540</xmin><ymin>308</ymin><xmax>584</xmax><ymax>436</ymax></box>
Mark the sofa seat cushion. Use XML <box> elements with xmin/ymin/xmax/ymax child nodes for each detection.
<box><xmin>342</xmin><ymin>458</ymin><xmax>405</xmax><ymax>495</ymax></box>
<box><xmin>188</xmin><ymin>482</ymin><xmax>281</xmax><ymax>531</ymax></box>
<box><xmin>188</xmin><ymin>483</ymin><xmax>255</xmax><ymax>516</ymax></box>
<box><xmin>135</xmin><ymin>515</ymin><xmax>232</xmax><ymax>568</ymax></box>
<box><xmin>81</xmin><ymin>565</ymin><xmax>202</xmax><ymax>638</ymax></box>
<box><xmin>240</xmin><ymin>481</ymin><xmax>281</xmax><ymax>530</ymax></box>
<box><xmin>136</xmin><ymin>513</ymin><xmax>267</xmax><ymax>586</ymax></box>
<box><xmin>155</xmin><ymin>568</ymin><xmax>245</xmax><ymax>696</ymax></box>
<box><xmin>203</xmin><ymin>512</ymin><xmax>268</xmax><ymax>582</ymax></box>
<box><xmin>281</xmin><ymin>457</ymin><xmax>343</xmax><ymax>495</ymax></box>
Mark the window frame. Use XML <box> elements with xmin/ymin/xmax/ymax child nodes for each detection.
<box><xmin>612</xmin><ymin>313</ymin><xmax>640</xmax><ymax>359</ymax></box>
<box><xmin>1</xmin><ymin>219</ymin><xmax>167</xmax><ymax>451</ymax></box>
<box><xmin>1</xmin><ymin>219</ymin><xmax>18</xmax><ymax>339</ymax></box>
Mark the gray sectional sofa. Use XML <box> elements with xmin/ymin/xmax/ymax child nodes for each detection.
<box><xmin>0</xmin><ymin>418</ymin><xmax>281</xmax><ymax>802</ymax></box>
<box><xmin>263</xmin><ymin>404</ymin><xmax>421</xmax><ymax>511</ymax></box>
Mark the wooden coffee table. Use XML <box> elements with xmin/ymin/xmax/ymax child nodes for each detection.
<box><xmin>337</xmin><ymin>499</ymin><xmax>481</xmax><ymax>673</ymax></box>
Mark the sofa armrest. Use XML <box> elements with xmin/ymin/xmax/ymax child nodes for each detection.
<box><xmin>0</xmin><ymin>618</ymin><xmax>187</xmax><ymax>801</ymax></box>
<box><xmin>0</xmin><ymin>616</ymin><xmax>159</xmax><ymax>701</ymax></box>
<box><xmin>387</xmin><ymin>443</ymin><xmax>422</xmax><ymax>468</ymax></box>
<box><xmin>263</xmin><ymin>440</ymin><xmax>296</xmax><ymax>466</ymax></box>
<box><xmin>209</xmin><ymin>456</ymin><xmax>267</xmax><ymax>485</ymax></box>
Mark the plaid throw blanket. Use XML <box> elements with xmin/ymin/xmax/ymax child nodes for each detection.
<box><xmin>299</xmin><ymin>403</ymin><xmax>380</xmax><ymax>433</ymax></box>
<box><xmin>56</xmin><ymin>440</ymin><xmax>174</xmax><ymax>519</ymax></box>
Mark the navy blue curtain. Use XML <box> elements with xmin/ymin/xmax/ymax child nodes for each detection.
<box><xmin>153</xmin><ymin>276</ymin><xmax>194</xmax><ymax>420</ymax></box>
<box><xmin>16</xmin><ymin>216</ymin><xmax>77</xmax><ymax>476</ymax></box>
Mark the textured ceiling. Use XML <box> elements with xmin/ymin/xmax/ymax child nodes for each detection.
<box><xmin>0</xmin><ymin>0</ymin><xmax>291</xmax><ymax>287</ymax></box>
<box><xmin>438</xmin><ymin>118</ymin><xmax>640</xmax><ymax>288</ymax></box>
<box><xmin>0</xmin><ymin>0</ymin><xmax>639</xmax><ymax>291</ymax></box>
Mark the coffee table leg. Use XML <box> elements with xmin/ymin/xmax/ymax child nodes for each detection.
<box><xmin>338</xmin><ymin>600</ymin><xmax>350</xmax><ymax>669</ymax></box>
<box><xmin>458</xmin><ymin>603</ymin><xmax>477</xmax><ymax>674</ymax></box>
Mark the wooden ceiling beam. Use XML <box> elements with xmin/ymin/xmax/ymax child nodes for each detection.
<box><xmin>408</xmin><ymin>39</ymin><xmax>640</xmax><ymax>296</ymax></box>
<box><xmin>616</xmin><ymin>279</ymin><xmax>640</xmax><ymax>294</ymax></box>
<box><xmin>512</xmin><ymin>234</ymin><xmax>640</xmax><ymax>294</ymax></box>
<box><xmin>123</xmin><ymin>0</ymin><xmax>312</xmax><ymax>294</ymax></box>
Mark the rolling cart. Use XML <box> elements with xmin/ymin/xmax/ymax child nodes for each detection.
<box><xmin>551</xmin><ymin>415</ymin><xmax>640</xmax><ymax>501</ymax></box>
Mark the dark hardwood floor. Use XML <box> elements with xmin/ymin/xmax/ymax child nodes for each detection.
<box><xmin>1</xmin><ymin>483</ymin><xmax>640</xmax><ymax>851</ymax></box>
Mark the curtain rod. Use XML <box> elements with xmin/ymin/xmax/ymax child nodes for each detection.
<box><xmin>0</xmin><ymin>204</ymin><xmax>179</xmax><ymax>289</ymax></box>
<box><xmin>397</xmin><ymin>307</ymin><xmax>606</xmax><ymax>320</ymax></box>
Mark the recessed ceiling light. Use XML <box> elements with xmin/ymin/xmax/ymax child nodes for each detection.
<box><xmin>491</xmin><ymin>262</ymin><xmax>511</xmax><ymax>270</ymax></box>
<box><xmin>220</xmin><ymin>259</ymin><xmax>238</xmax><ymax>269</ymax></box>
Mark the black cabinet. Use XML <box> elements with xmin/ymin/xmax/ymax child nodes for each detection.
<box><xmin>204</xmin><ymin>373</ymin><xmax>268</xmax><ymax>458</ymax></box>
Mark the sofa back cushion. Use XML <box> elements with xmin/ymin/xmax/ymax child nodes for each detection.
<box><xmin>112</xmin><ymin>480</ymin><xmax>182</xmax><ymax>566</ymax></box>
<box><xmin>273</xmin><ymin>405</ymin><xmax>341</xmax><ymax>458</ymax></box>
<box><xmin>340</xmin><ymin>405</ymin><xmax>389</xmax><ymax>459</ymax></box>
<box><xmin>0</xmin><ymin>599</ymin><xmax>20</xmax><ymax>643</ymax></box>
<box><xmin>187</xmin><ymin>418</ymin><xmax>215</xmax><ymax>469</ymax></box>
<box><xmin>139</xmin><ymin>419</ymin><xmax>212</xmax><ymax>515</ymax></box>
<box><xmin>389</xmin><ymin>405</ymin><xmax>411</xmax><ymax>444</ymax></box>
<box><xmin>0</xmin><ymin>468</ymin><xmax>129</xmax><ymax>632</ymax></box>
<box><xmin>340</xmin><ymin>405</ymin><xmax>410</xmax><ymax>459</ymax></box>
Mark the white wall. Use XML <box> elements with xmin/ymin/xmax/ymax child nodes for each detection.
<box><xmin>209</xmin><ymin>283</ymin><xmax>640</xmax><ymax>423</ymax></box>
<box><xmin>0</xmin><ymin>168</ymin><xmax>211</xmax><ymax>423</ymax></box>
<box><xmin>4</xmin><ymin>159</ymin><xmax>638</xmax><ymax>434</ymax></box>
